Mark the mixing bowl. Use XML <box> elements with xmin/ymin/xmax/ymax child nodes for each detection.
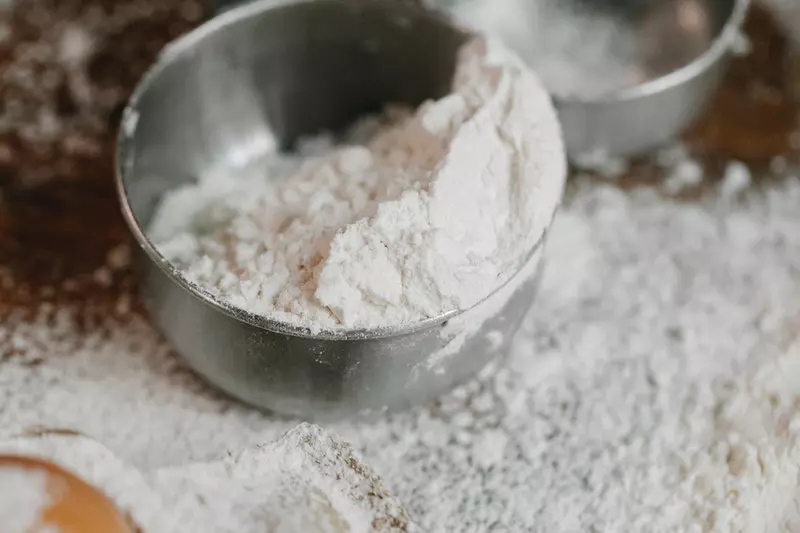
<box><xmin>437</xmin><ymin>0</ymin><xmax>750</xmax><ymax>157</ymax></box>
<box><xmin>559</xmin><ymin>0</ymin><xmax>750</xmax><ymax>157</ymax></box>
<box><xmin>115</xmin><ymin>0</ymin><xmax>557</xmax><ymax>420</ymax></box>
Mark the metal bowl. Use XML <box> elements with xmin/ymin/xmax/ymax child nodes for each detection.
<box><xmin>439</xmin><ymin>0</ymin><xmax>750</xmax><ymax>157</ymax></box>
<box><xmin>115</xmin><ymin>0</ymin><xmax>557</xmax><ymax>420</ymax></box>
<box><xmin>560</xmin><ymin>0</ymin><xmax>750</xmax><ymax>157</ymax></box>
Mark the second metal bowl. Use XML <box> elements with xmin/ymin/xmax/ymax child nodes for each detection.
<box><xmin>439</xmin><ymin>0</ymin><xmax>750</xmax><ymax>158</ymax></box>
<box><xmin>560</xmin><ymin>0</ymin><xmax>750</xmax><ymax>157</ymax></box>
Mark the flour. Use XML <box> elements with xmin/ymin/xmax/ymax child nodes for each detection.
<box><xmin>683</xmin><ymin>347</ymin><xmax>800</xmax><ymax>532</ymax></box>
<box><xmin>572</xmin><ymin>142</ymin><xmax>709</xmax><ymax>196</ymax></box>
<box><xmin>6</xmin><ymin>170</ymin><xmax>800</xmax><ymax>531</ymax></box>
<box><xmin>148</xmin><ymin>38</ymin><xmax>565</xmax><ymax>332</ymax></box>
<box><xmin>151</xmin><ymin>423</ymin><xmax>414</xmax><ymax>533</ymax></box>
<box><xmin>0</xmin><ymin>425</ymin><xmax>414</xmax><ymax>533</ymax></box>
<box><xmin>9</xmin><ymin>120</ymin><xmax>800</xmax><ymax>533</ymax></box>
<box><xmin>0</xmin><ymin>464</ymin><xmax>55</xmax><ymax>533</ymax></box>
<box><xmin>572</xmin><ymin>148</ymin><xmax>631</xmax><ymax>179</ymax></box>
<box><xmin>343</xmin><ymin>178</ymin><xmax>800</xmax><ymax>533</ymax></box>
<box><xmin>663</xmin><ymin>157</ymin><xmax>705</xmax><ymax>195</ymax></box>
<box><xmin>720</xmin><ymin>161</ymin><xmax>752</xmax><ymax>199</ymax></box>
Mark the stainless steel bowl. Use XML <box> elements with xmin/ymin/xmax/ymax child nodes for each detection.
<box><xmin>115</xmin><ymin>0</ymin><xmax>555</xmax><ymax>420</ymax></box>
<box><xmin>437</xmin><ymin>0</ymin><xmax>750</xmax><ymax>157</ymax></box>
<box><xmin>560</xmin><ymin>0</ymin><xmax>750</xmax><ymax>157</ymax></box>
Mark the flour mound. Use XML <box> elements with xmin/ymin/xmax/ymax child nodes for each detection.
<box><xmin>149</xmin><ymin>38</ymin><xmax>566</xmax><ymax>331</ymax></box>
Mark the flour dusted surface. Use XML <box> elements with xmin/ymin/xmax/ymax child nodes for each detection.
<box><xmin>148</xmin><ymin>38</ymin><xmax>565</xmax><ymax>331</ymax></box>
<box><xmin>0</xmin><ymin>425</ymin><xmax>414</xmax><ymax>533</ymax></box>
<box><xmin>5</xmin><ymin>170</ymin><xmax>800</xmax><ymax>531</ymax></box>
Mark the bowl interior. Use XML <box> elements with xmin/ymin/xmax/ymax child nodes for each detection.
<box><xmin>119</xmin><ymin>0</ymin><xmax>469</xmax><ymax>229</ymax></box>
<box><xmin>625</xmin><ymin>0</ymin><xmax>736</xmax><ymax>80</ymax></box>
<box><xmin>441</xmin><ymin>0</ymin><xmax>739</xmax><ymax>99</ymax></box>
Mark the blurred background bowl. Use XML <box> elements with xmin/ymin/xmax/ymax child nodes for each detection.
<box><xmin>436</xmin><ymin>0</ymin><xmax>751</xmax><ymax>158</ymax></box>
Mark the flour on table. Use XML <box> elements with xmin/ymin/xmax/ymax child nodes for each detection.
<box><xmin>147</xmin><ymin>37</ymin><xmax>566</xmax><ymax>332</ymax></box>
<box><xmin>684</xmin><ymin>344</ymin><xmax>800</xmax><ymax>532</ymax></box>
<box><xmin>337</xmin><ymin>178</ymin><xmax>800</xmax><ymax>533</ymax></box>
<box><xmin>571</xmin><ymin>148</ymin><xmax>631</xmax><ymax>179</ymax></box>
<box><xmin>152</xmin><ymin>423</ymin><xmax>414</xmax><ymax>533</ymax></box>
<box><xmin>0</xmin><ymin>425</ymin><xmax>415</xmax><ymax>533</ymax></box>
<box><xmin>571</xmin><ymin>142</ymin><xmax>707</xmax><ymax>195</ymax></box>
<box><xmin>720</xmin><ymin>160</ymin><xmax>752</xmax><ymax>199</ymax></box>
<box><xmin>5</xmin><ymin>172</ymin><xmax>800</xmax><ymax>531</ymax></box>
<box><xmin>663</xmin><ymin>156</ymin><xmax>705</xmax><ymax>195</ymax></box>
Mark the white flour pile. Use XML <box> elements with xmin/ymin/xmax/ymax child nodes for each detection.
<box><xmin>4</xmin><ymin>169</ymin><xmax>800</xmax><ymax>531</ymax></box>
<box><xmin>0</xmin><ymin>425</ymin><xmax>414</xmax><ymax>533</ymax></box>
<box><xmin>148</xmin><ymin>38</ymin><xmax>566</xmax><ymax>331</ymax></box>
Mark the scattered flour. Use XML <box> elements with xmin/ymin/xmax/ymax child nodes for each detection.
<box><xmin>663</xmin><ymin>157</ymin><xmax>705</xmax><ymax>195</ymax></box>
<box><xmin>0</xmin><ymin>464</ymin><xmax>55</xmax><ymax>533</ymax></box>
<box><xmin>58</xmin><ymin>25</ymin><xmax>94</xmax><ymax>67</ymax></box>
<box><xmin>571</xmin><ymin>148</ymin><xmax>631</xmax><ymax>179</ymax></box>
<box><xmin>655</xmin><ymin>144</ymin><xmax>708</xmax><ymax>195</ymax></box>
<box><xmin>148</xmin><ymin>38</ymin><xmax>565</xmax><ymax>332</ymax></box>
<box><xmin>4</xmin><ymin>170</ymin><xmax>800</xmax><ymax>531</ymax></box>
<box><xmin>683</xmin><ymin>346</ymin><xmax>800</xmax><ymax>532</ymax></box>
<box><xmin>771</xmin><ymin>156</ymin><xmax>789</xmax><ymax>175</ymax></box>
<box><xmin>0</xmin><ymin>425</ymin><xmax>414</xmax><ymax>533</ymax></box>
<box><xmin>720</xmin><ymin>161</ymin><xmax>752</xmax><ymax>198</ymax></box>
<box><xmin>572</xmin><ymin>142</ymin><xmax>707</xmax><ymax>195</ymax></box>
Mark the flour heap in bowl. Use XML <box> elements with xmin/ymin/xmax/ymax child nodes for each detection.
<box><xmin>149</xmin><ymin>39</ymin><xmax>566</xmax><ymax>332</ymax></box>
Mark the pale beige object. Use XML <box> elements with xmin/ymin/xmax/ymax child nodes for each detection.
<box><xmin>0</xmin><ymin>455</ymin><xmax>135</xmax><ymax>533</ymax></box>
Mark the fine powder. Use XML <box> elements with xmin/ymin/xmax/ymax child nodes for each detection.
<box><xmin>4</xmin><ymin>167</ymin><xmax>800</xmax><ymax>531</ymax></box>
<box><xmin>0</xmin><ymin>465</ymin><xmax>56</xmax><ymax>533</ymax></box>
<box><xmin>0</xmin><ymin>426</ymin><xmax>414</xmax><ymax>533</ymax></box>
<box><xmin>147</xmin><ymin>38</ymin><xmax>565</xmax><ymax>331</ymax></box>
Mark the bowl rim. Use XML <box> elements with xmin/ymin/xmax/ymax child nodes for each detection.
<box><xmin>554</xmin><ymin>0</ymin><xmax>751</xmax><ymax>106</ymax></box>
<box><xmin>114</xmin><ymin>0</ymin><xmax>552</xmax><ymax>342</ymax></box>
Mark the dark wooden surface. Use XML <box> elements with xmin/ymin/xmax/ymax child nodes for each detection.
<box><xmin>0</xmin><ymin>0</ymin><xmax>796</xmax><ymax>318</ymax></box>
<box><xmin>0</xmin><ymin>0</ymin><xmax>206</xmax><ymax>320</ymax></box>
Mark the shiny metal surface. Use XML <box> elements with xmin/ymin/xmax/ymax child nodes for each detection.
<box><xmin>116</xmin><ymin>0</ymin><xmax>551</xmax><ymax>420</ymax></box>
<box><xmin>432</xmin><ymin>0</ymin><xmax>749</xmax><ymax>157</ymax></box>
<box><xmin>211</xmin><ymin>0</ymin><xmax>423</xmax><ymax>12</ymax></box>
<box><xmin>557</xmin><ymin>0</ymin><xmax>750</xmax><ymax>157</ymax></box>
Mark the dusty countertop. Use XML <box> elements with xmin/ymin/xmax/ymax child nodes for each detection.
<box><xmin>2</xmin><ymin>1</ymin><xmax>800</xmax><ymax>532</ymax></box>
